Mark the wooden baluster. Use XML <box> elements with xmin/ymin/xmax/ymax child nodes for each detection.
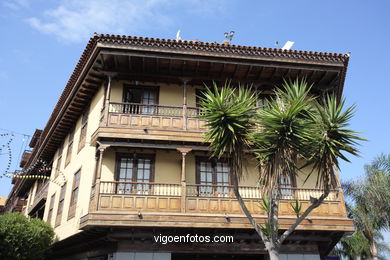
<box><xmin>177</xmin><ymin>148</ymin><xmax>191</xmax><ymax>212</ymax></box>
<box><xmin>94</xmin><ymin>145</ymin><xmax>107</xmax><ymax>211</ymax></box>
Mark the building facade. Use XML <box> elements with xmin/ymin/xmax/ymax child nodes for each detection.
<box><xmin>7</xmin><ymin>34</ymin><xmax>353</xmax><ymax>260</ymax></box>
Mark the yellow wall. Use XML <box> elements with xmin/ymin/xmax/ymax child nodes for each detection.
<box><xmin>43</xmin><ymin>84</ymin><xmax>104</xmax><ymax>241</ymax></box>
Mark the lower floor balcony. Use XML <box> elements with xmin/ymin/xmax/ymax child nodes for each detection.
<box><xmin>82</xmin><ymin>181</ymin><xmax>352</xmax><ymax>232</ymax></box>
<box><xmin>79</xmin><ymin>146</ymin><xmax>353</xmax><ymax>234</ymax></box>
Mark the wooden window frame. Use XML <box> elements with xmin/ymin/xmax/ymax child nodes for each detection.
<box><xmin>55</xmin><ymin>183</ymin><xmax>67</xmax><ymax>227</ymax></box>
<box><xmin>65</xmin><ymin>128</ymin><xmax>74</xmax><ymax>167</ymax></box>
<box><xmin>122</xmin><ymin>85</ymin><xmax>160</xmax><ymax>115</ymax></box>
<box><xmin>115</xmin><ymin>153</ymin><xmax>155</xmax><ymax>194</ymax></box>
<box><xmin>122</xmin><ymin>85</ymin><xmax>160</xmax><ymax>104</ymax></box>
<box><xmin>54</xmin><ymin>143</ymin><xmax>63</xmax><ymax>178</ymax></box>
<box><xmin>78</xmin><ymin>105</ymin><xmax>89</xmax><ymax>152</ymax></box>
<box><xmin>68</xmin><ymin>169</ymin><xmax>81</xmax><ymax>220</ymax></box>
<box><xmin>47</xmin><ymin>193</ymin><xmax>56</xmax><ymax>225</ymax></box>
<box><xmin>195</xmin><ymin>156</ymin><xmax>231</xmax><ymax>185</ymax></box>
<box><xmin>195</xmin><ymin>157</ymin><xmax>231</xmax><ymax>197</ymax></box>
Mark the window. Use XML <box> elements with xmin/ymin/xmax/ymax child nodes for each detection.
<box><xmin>122</xmin><ymin>85</ymin><xmax>158</xmax><ymax>114</ymax></box>
<box><xmin>196</xmin><ymin>157</ymin><xmax>230</xmax><ymax>197</ymax></box>
<box><xmin>65</xmin><ymin>128</ymin><xmax>74</xmax><ymax>166</ymax></box>
<box><xmin>55</xmin><ymin>183</ymin><xmax>67</xmax><ymax>227</ymax></box>
<box><xmin>54</xmin><ymin>143</ymin><xmax>63</xmax><ymax>178</ymax></box>
<box><xmin>47</xmin><ymin>193</ymin><xmax>55</xmax><ymax>224</ymax></box>
<box><xmin>257</xmin><ymin>97</ymin><xmax>266</xmax><ymax>109</ymax></box>
<box><xmin>279</xmin><ymin>174</ymin><xmax>296</xmax><ymax>199</ymax></box>
<box><xmin>78</xmin><ymin>106</ymin><xmax>89</xmax><ymax>152</ymax></box>
<box><xmin>115</xmin><ymin>154</ymin><xmax>154</xmax><ymax>194</ymax></box>
<box><xmin>68</xmin><ymin>170</ymin><xmax>81</xmax><ymax>219</ymax></box>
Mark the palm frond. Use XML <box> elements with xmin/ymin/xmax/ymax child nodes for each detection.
<box><xmin>200</xmin><ymin>81</ymin><xmax>257</xmax><ymax>179</ymax></box>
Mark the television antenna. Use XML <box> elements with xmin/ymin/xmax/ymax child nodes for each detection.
<box><xmin>224</xmin><ymin>31</ymin><xmax>235</xmax><ymax>43</ymax></box>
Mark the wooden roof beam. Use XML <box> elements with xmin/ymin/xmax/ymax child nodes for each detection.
<box><xmin>100</xmin><ymin>50</ymin><xmax>343</xmax><ymax>73</ymax></box>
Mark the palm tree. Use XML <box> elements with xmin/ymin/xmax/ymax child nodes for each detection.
<box><xmin>333</xmin><ymin>230</ymin><xmax>371</xmax><ymax>260</ymax></box>
<box><xmin>343</xmin><ymin>154</ymin><xmax>390</xmax><ymax>259</ymax></box>
<box><xmin>333</xmin><ymin>227</ymin><xmax>390</xmax><ymax>259</ymax></box>
<box><xmin>200</xmin><ymin>79</ymin><xmax>364</xmax><ymax>259</ymax></box>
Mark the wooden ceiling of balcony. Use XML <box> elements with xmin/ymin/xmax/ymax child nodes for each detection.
<box><xmin>96</xmin><ymin>52</ymin><xmax>343</xmax><ymax>93</ymax></box>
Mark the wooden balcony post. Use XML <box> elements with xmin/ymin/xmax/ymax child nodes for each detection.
<box><xmin>104</xmin><ymin>75</ymin><xmax>112</xmax><ymax>126</ymax></box>
<box><xmin>181</xmin><ymin>78</ymin><xmax>190</xmax><ymax>130</ymax></box>
<box><xmin>93</xmin><ymin>144</ymin><xmax>108</xmax><ymax>211</ymax></box>
<box><xmin>177</xmin><ymin>148</ymin><xmax>192</xmax><ymax>212</ymax></box>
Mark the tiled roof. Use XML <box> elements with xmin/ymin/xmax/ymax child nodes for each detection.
<box><xmin>95</xmin><ymin>34</ymin><xmax>349</xmax><ymax>64</ymax></box>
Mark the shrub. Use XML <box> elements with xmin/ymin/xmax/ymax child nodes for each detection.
<box><xmin>0</xmin><ymin>212</ymin><xmax>54</xmax><ymax>260</ymax></box>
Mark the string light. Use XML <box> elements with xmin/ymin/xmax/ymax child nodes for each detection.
<box><xmin>1</xmin><ymin>131</ymin><xmax>66</xmax><ymax>187</ymax></box>
<box><xmin>4</xmin><ymin>159</ymin><xmax>66</xmax><ymax>187</ymax></box>
<box><xmin>0</xmin><ymin>133</ymin><xmax>14</xmax><ymax>179</ymax></box>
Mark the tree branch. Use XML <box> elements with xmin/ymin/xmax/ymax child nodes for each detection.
<box><xmin>231</xmin><ymin>170</ymin><xmax>270</xmax><ymax>245</ymax></box>
<box><xmin>278</xmin><ymin>189</ymin><xmax>330</xmax><ymax>244</ymax></box>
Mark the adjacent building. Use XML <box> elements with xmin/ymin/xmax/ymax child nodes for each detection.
<box><xmin>6</xmin><ymin>34</ymin><xmax>353</xmax><ymax>260</ymax></box>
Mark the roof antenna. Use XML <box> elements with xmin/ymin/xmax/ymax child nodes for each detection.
<box><xmin>176</xmin><ymin>30</ymin><xmax>181</xmax><ymax>41</ymax></box>
<box><xmin>282</xmin><ymin>41</ymin><xmax>294</xmax><ymax>50</ymax></box>
<box><xmin>223</xmin><ymin>31</ymin><xmax>235</xmax><ymax>44</ymax></box>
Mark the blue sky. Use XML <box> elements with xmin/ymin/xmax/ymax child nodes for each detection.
<box><xmin>0</xmin><ymin>0</ymin><xmax>389</xmax><ymax>246</ymax></box>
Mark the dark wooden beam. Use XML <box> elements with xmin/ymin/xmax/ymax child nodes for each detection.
<box><xmin>100</xmin><ymin>50</ymin><xmax>344</xmax><ymax>72</ymax></box>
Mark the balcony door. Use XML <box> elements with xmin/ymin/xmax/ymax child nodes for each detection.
<box><xmin>123</xmin><ymin>85</ymin><xmax>158</xmax><ymax>114</ymax></box>
<box><xmin>115</xmin><ymin>153</ymin><xmax>155</xmax><ymax>194</ymax></box>
<box><xmin>196</xmin><ymin>158</ymin><xmax>230</xmax><ymax>197</ymax></box>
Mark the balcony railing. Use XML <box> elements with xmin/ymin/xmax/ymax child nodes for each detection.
<box><xmin>102</xmin><ymin>102</ymin><xmax>207</xmax><ymax>132</ymax></box>
<box><xmin>100</xmin><ymin>181</ymin><xmax>181</xmax><ymax>196</ymax></box>
<box><xmin>99</xmin><ymin>181</ymin><xmax>338</xmax><ymax>201</ymax></box>
<box><xmin>94</xmin><ymin>181</ymin><xmax>342</xmax><ymax>217</ymax></box>
<box><xmin>109</xmin><ymin>102</ymin><xmax>185</xmax><ymax>117</ymax></box>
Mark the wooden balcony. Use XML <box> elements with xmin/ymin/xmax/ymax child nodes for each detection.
<box><xmin>28</xmin><ymin>181</ymin><xmax>49</xmax><ymax>215</ymax></box>
<box><xmin>92</xmin><ymin>102</ymin><xmax>207</xmax><ymax>143</ymax></box>
<box><xmin>81</xmin><ymin>181</ymin><xmax>353</xmax><ymax>232</ymax></box>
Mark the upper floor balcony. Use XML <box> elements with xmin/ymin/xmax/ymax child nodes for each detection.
<box><xmin>92</xmin><ymin>81</ymin><xmax>210</xmax><ymax>144</ymax></box>
<box><xmin>106</xmin><ymin>102</ymin><xmax>206</xmax><ymax>132</ymax></box>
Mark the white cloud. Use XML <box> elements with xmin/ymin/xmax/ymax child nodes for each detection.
<box><xmin>26</xmin><ymin>0</ymin><xmax>170</xmax><ymax>43</ymax></box>
<box><xmin>3</xmin><ymin>0</ymin><xmax>29</xmax><ymax>10</ymax></box>
<box><xmin>25</xmin><ymin>0</ymin><xmax>224</xmax><ymax>43</ymax></box>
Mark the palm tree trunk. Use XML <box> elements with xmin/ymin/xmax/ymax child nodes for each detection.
<box><xmin>369</xmin><ymin>239</ymin><xmax>378</xmax><ymax>260</ymax></box>
<box><xmin>268</xmin><ymin>249</ymin><xmax>279</xmax><ymax>260</ymax></box>
<box><xmin>230</xmin><ymin>169</ymin><xmax>274</xmax><ymax>255</ymax></box>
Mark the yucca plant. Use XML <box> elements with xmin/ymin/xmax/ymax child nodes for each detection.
<box><xmin>200</xmin><ymin>79</ymin><xmax>364</xmax><ymax>260</ymax></box>
<box><xmin>199</xmin><ymin>81</ymin><xmax>265</xmax><ymax>237</ymax></box>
